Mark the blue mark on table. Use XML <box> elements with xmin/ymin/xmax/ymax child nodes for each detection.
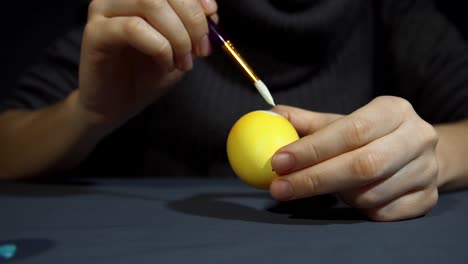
<box><xmin>0</xmin><ymin>244</ymin><xmax>17</xmax><ymax>261</ymax></box>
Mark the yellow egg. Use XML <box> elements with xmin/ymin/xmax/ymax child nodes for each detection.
<box><xmin>227</xmin><ymin>110</ymin><xmax>299</xmax><ymax>189</ymax></box>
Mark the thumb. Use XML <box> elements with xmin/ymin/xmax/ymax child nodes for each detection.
<box><xmin>271</xmin><ymin>105</ymin><xmax>343</xmax><ymax>136</ymax></box>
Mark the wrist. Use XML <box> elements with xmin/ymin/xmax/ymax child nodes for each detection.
<box><xmin>434</xmin><ymin>120</ymin><xmax>468</xmax><ymax>191</ymax></box>
<box><xmin>65</xmin><ymin>90</ymin><xmax>117</xmax><ymax>138</ymax></box>
<box><xmin>435</xmin><ymin>124</ymin><xmax>452</xmax><ymax>189</ymax></box>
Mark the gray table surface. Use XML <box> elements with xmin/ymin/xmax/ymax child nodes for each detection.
<box><xmin>1</xmin><ymin>177</ymin><xmax>467</xmax><ymax>264</ymax></box>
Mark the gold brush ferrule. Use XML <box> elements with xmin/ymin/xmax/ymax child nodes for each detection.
<box><xmin>222</xmin><ymin>41</ymin><xmax>260</xmax><ymax>83</ymax></box>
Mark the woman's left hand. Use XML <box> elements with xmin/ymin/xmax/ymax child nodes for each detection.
<box><xmin>270</xmin><ymin>96</ymin><xmax>439</xmax><ymax>221</ymax></box>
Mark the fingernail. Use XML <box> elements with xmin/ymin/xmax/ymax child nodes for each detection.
<box><xmin>271</xmin><ymin>180</ymin><xmax>294</xmax><ymax>201</ymax></box>
<box><xmin>198</xmin><ymin>35</ymin><xmax>211</xmax><ymax>57</ymax></box>
<box><xmin>177</xmin><ymin>53</ymin><xmax>193</xmax><ymax>71</ymax></box>
<box><xmin>272</xmin><ymin>153</ymin><xmax>295</xmax><ymax>174</ymax></box>
<box><xmin>200</xmin><ymin>0</ymin><xmax>217</xmax><ymax>13</ymax></box>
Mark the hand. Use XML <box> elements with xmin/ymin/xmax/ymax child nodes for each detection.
<box><xmin>269</xmin><ymin>96</ymin><xmax>439</xmax><ymax>221</ymax></box>
<box><xmin>77</xmin><ymin>0</ymin><xmax>218</xmax><ymax>128</ymax></box>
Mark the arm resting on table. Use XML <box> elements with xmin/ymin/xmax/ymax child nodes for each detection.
<box><xmin>0</xmin><ymin>90</ymin><xmax>109</xmax><ymax>180</ymax></box>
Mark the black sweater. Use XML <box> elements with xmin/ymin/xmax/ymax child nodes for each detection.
<box><xmin>1</xmin><ymin>0</ymin><xmax>468</xmax><ymax>177</ymax></box>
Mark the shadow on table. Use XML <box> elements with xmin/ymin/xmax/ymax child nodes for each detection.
<box><xmin>168</xmin><ymin>192</ymin><xmax>367</xmax><ymax>225</ymax></box>
<box><xmin>0</xmin><ymin>238</ymin><xmax>55</xmax><ymax>263</ymax></box>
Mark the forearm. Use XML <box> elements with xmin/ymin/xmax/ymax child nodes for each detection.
<box><xmin>0</xmin><ymin>90</ymin><xmax>110</xmax><ymax>180</ymax></box>
<box><xmin>435</xmin><ymin>119</ymin><xmax>468</xmax><ymax>191</ymax></box>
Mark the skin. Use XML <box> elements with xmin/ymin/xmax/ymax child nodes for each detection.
<box><xmin>1</xmin><ymin>0</ymin><xmax>468</xmax><ymax>222</ymax></box>
<box><xmin>270</xmin><ymin>99</ymin><xmax>468</xmax><ymax>221</ymax></box>
<box><xmin>0</xmin><ymin>0</ymin><xmax>218</xmax><ymax>178</ymax></box>
<box><xmin>79</xmin><ymin>0</ymin><xmax>218</xmax><ymax>128</ymax></box>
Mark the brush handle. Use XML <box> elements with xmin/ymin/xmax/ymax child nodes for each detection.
<box><xmin>205</xmin><ymin>17</ymin><xmax>276</xmax><ymax>106</ymax></box>
<box><xmin>207</xmin><ymin>17</ymin><xmax>225</xmax><ymax>47</ymax></box>
<box><xmin>206</xmin><ymin>16</ymin><xmax>259</xmax><ymax>83</ymax></box>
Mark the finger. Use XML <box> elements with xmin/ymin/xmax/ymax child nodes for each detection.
<box><xmin>209</xmin><ymin>13</ymin><xmax>219</xmax><ymax>23</ymax></box>
<box><xmin>364</xmin><ymin>187</ymin><xmax>439</xmax><ymax>222</ymax></box>
<box><xmin>169</xmin><ymin>0</ymin><xmax>213</xmax><ymax>56</ymax></box>
<box><xmin>198</xmin><ymin>0</ymin><xmax>217</xmax><ymax>15</ymax></box>
<box><xmin>89</xmin><ymin>0</ymin><xmax>217</xmax><ymax>20</ymax></box>
<box><xmin>83</xmin><ymin>17</ymin><xmax>173</xmax><ymax>69</ymax></box>
<box><xmin>270</xmin><ymin>120</ymin><xmax>426</xmax><ymax>201</ymax></box>
<box><xmin>90</xmin><ymin>0</ymin><xmax>194</xmax><ymax>70</ymax></box>
<box><xmin>271</xmin><ymin>105</ymin><xmax>343</xmax><ymax>136</ymax></box>
<box><xmin>339</xmin><ymin>150</ymin><xmax>439</xmax><ymax>209</ymax></box>
<box><xmin>272</xmin><ymin>96</ymin><xmax>411</xmax><ymax>175</ymax></box>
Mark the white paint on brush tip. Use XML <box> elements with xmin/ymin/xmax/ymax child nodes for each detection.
<box><xmin>254</xmin><ymin>80</ymin><xmax>276</xmax><ymax>106</ymax></box>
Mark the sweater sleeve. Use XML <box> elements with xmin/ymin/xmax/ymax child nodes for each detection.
<box><xmin>0</xmin><ymin>27</ymin><xmax>82</xmax><ymax>113</ymax></box>
<box><xmin>378</xmin><ymin>0</ymin><xmax>468</xmax><ymax>123</ymax></box>
<box><xmin>0</xmin><ymin>26</ymin><xmax>150</xmax><ymax>176</ymax></box>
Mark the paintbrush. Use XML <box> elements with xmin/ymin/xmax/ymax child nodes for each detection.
<box><xmin>207</xmin><ymin>17</ymin><xmax>276</xmax><ymax>106</ymax></box>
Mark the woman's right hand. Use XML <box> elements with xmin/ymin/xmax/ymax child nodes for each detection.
<box><xmin>76</xmin><ymin>0</ymin><xmax>218</xmax><ymax>129</ymax></box>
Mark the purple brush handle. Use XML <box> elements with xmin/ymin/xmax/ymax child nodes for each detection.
<box><xmin>207</xmin><ymin>17</ymin><xmax>226</xmax><ymax>47</ymax></box>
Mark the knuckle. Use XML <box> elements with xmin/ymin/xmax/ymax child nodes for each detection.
<box><xmin>356</xmin><ymin>191</ymin><xmax>380</xmax><ymax>209</ymax></box>
<box><xmin>139</xmin><ymin>0</ymin><xmax>166</xmax><ymax>11</ymax></box>
<box><xmin>166</xmin><ymin>32</ymin><xmax>191</xmax><ymax>54</ymax></box>
<box><xmin>429</xmin><ymin>158</ymin><xmax>440</xmax><ymax>180</ymax></box>
<box><xmin>186</xmin><ymin>6</ymin><xmax>207</xmax><ymax>28</ymax></box>
<box><xmin>372</xmin><ymin>96</ymin><xmax>395</xmax><ymax>107</ymax></box>
<box><xmin>369</xmin><ymin>189</ymin><xmax>439</xmax><ymax>222</ymax></box>
<box><xmin>304</xmin><ymin>140</ymin><xmax>321</xmax><ymax>163</ymax></box>
<box><xmin>422</xmin><ymin>158</ymin><xmax>439</xmax><ymax>187</ymax></box>
<box><xmin>352</xmin><ymin>151</ymin><xmax>381</xmax><ymax>182</ymax></box>
<box><xmin>303</xmin><ymin>169</ymin><xmax>321</xmax><ymax>195</ymax></box>
<box><xmin>124</xmin><ymin>17</ymin><xmax>147</xmax><ymax>36</ymax></box>
<box><xmin>345</xmin><ymin>117</ymin><xmax>372</xmax><ymax>147</ymax></box>
<box><xmin>375</xmin><ymin>96</ymin><xmax>413</xmax><ymax>113</ymax></box>
<box><xmin>395</xmin><ymin>97</ymin><xmax>414</xmax><ymax>113</ymax></box>
<box><xmin>420</xmin><ymin>121</ymin><xmax>439</xmax><ymax>147</ymax></box>
<box><xmin>174</xmin><ymin>36</ymin><xmax>192</xmax><ymax>54</ymax></box>
<box><xmin>154</xmin><ymin>39</ymin><xmax>172</xmax><ymax>57</ymax></box>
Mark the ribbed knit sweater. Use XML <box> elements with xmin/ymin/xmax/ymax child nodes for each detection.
<box><xmin>1</xmin><ymin>0</ymin><xmax>468</xmax><ymax>177</ymax></box>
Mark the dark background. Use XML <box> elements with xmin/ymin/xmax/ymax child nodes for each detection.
<box><xmin>0</xmin><ymin>1</ymin><xmax>467</xmax><ymax>99</ymax></box>
<box><xmin>0</xmin><ymin>0</ymin><xmax>89</xmax><ymax>99</ymax></box>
